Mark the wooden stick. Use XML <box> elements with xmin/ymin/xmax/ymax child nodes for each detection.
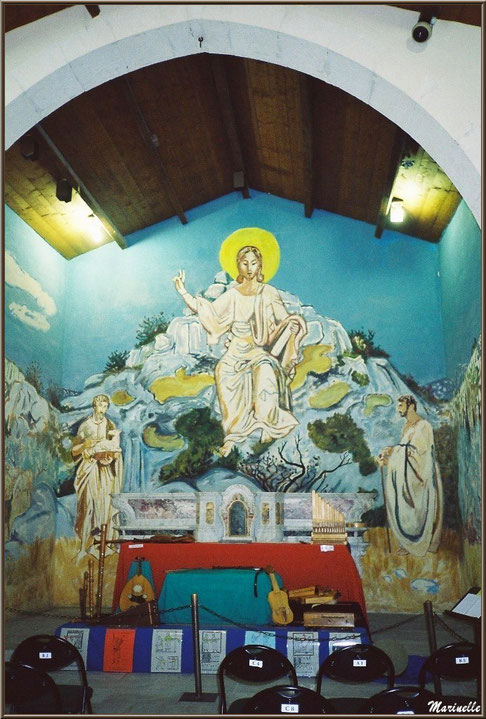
<box><xmin>79</xmin><ymin>571</ymin><xmax>88</xmax><ymax>619</ymax></box>
<box><xmin>87</xmin><ymin>557</ymin><xmax>95</xmax><ymax>618</ymax></box>
<box><xmin>95</xmin><ymin>523</ymin><xmax>108</xmax><ymax>617</ymax></box>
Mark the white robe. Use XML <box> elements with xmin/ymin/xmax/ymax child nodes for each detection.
<box><xmin>385</xmin><ymin>418</ymin><xmax>443</xmax><ymax>556</ymax></box>
<box><xmin>196</xmin><ymin>284</ymin><xmax>306</xmax><ymax>444</ymax></box>
<box><xmin>73</xmin><ymin>415</ymin><xmax>123</xmax><ymax>558</ymax></box>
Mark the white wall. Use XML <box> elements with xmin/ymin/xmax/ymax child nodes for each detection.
<box><xmin>5</xmin><ymin>4</ymin><xmax>481</xmax><ymax>226</ymax></box>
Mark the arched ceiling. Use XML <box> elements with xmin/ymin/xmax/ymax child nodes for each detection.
<box><xmin>4</xmin><ymin>3</ymin><xmax>480</xmax><ymax>259</ymax></box>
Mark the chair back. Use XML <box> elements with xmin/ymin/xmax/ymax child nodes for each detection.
<box><xmin>5</xmin><ymin>660</ymin><xmax>63</xmax><ymax>713</ymax></box>
<box><xmin>362</xmin><ymin>685</ymin><xmax>438</xmax><ymax>714</ymax></box>
<box><xmin>418</xmin><ymin>642</ymin><xmax>481</xmax><ymax>697</ymax></box>
<box><xmin>317</xmin><ymin>643</ymin><xmax>395</xmax><ymax>693</ymax></box>
<box><xmin>243</xmin><ymin>684</ymin><xmax>335</xmax><ymax>714</ymax></box>
<box><xmin>12</xmin><ymin>634</ymin><xmax>92</xmax><ymax>713</ymax></box>
<box><xmin>217</xmin><ymin>644</ymin><xmax>297</xmax><ymax>713</ymax></box>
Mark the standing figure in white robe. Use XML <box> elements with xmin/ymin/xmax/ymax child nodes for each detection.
<box><xmin>173</xmin><ymin>245</ymin><xmax>307</xmax><ymax>456</ymax></box>
<box><xmin>378</xmin><ymin>395</ymin><xmax>443</xmax><ymax>557</ymax></box>
<box><xmin>72</xmin><ymin>394</ymin><xmax>123</xmax><ymax>561</ymax></box>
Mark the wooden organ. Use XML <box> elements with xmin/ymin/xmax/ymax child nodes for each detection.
<box><xmin>311</xmin><ymin>491</ymin><xmax>347</xmax><ymax>545</ymax></box>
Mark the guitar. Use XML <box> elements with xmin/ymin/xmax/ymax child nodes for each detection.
<box><xmin>265</xmin><ymin>565</ymin><xmax>294</xmax><ymax>626</ymax></box>
<box><xmin>119</xmin><ymin>557</ymin><xmax>155</xmax><ymax>611</ymax></box>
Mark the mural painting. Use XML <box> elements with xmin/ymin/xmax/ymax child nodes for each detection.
<box><xmin>4</xmin><ymin>221</ymin><xmax>481</xmax><ymax>614</ymax></box>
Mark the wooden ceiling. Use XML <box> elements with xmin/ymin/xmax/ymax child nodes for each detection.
<box><xmin>5</xmin><ymin>3</ymin><xmax>476</xmax><ymax>259</ymax></box>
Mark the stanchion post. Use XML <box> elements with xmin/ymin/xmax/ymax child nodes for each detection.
<box><xmin>423</xmin><ymin>600</ymin><xmax>441</xmax><ymax>695</ymax></box>
<box><xmin>179</xmin><ymin>593</ymin><xmax>218</xmax><ymax>703</ymax></box>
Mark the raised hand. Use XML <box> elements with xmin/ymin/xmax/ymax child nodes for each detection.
<box><xmin>173</xmin><ymin>269</ymin><xmax>186</xmax><ymax>294</ymax></box>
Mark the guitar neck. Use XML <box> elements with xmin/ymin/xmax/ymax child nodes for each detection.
<box><xmin>269</xmin><ymin>572</ymin><xmax>280</xmax><ymax>593</ymax></box>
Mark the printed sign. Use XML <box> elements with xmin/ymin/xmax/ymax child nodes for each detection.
<box><xmin>281</xmin><ymin>704</ymin><xmax>299</xmax><ymax>713</ymax></box>
<box><xmin>353</xmin><ymin>659</ymin><xmax>366</xmax><ymax>667</ymax></box>
<box><xmin>249</xmin><ymin>659</ymin><xmax>263</xmax><ymax>668</ymax></box>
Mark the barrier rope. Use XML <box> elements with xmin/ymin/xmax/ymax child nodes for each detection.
<box><xmin>6</xmin><ymin>603</ymin><xmax>364</xmax><ymax>643</ymax></box>
<box><xmin>433</xmin><ymin>611</ymin><xmax>471</xmax><ymax>644</ymax></box>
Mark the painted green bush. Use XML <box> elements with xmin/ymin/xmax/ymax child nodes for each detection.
<box><xmin>135</xmin><ymin>311</ymin><xmax>170</xmax><ymax>347</ymax></box>
<box><xmin>351</xmin><ymin>370</ymin><xmax>370</xmax><ymax>387</ymax></box>
<box><xmin>308</xmin><ymin>413</ymin><xmax>377</xmax><ymax>476</ymax></box>
<box><xmin>343</xmin><ymin>328</ymin><xmax>390</xmax><ymax>362</ymax></box>
<box><xmin>104</xmin><ymin>349</ymin><xmax>129</xmax><ymax>373</ymax></box>
<box><xmin>159</xmin><ymin>407</ymin><xmax>239</xmax><ymax>483</ymax></box>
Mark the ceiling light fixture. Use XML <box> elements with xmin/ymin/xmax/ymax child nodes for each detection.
<box><xmin>88</xmin><ymin>214</ymin><xmax>106</xmax><ymax>243</ymax></box>
<box><xmin>389</xmin><ymin>197</ymin><xmax>405</xmax><ymax>223</ymax></box>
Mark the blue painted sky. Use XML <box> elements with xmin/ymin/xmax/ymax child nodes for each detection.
<box><xmin>7</xmin><ymin>191</ymin><xmax>477</xmax><ymax>391</ymax></box>
<box><xmin>61</xmin><ymin>191</ymin><xmax>445</xmax><ymax>389</ymax></box>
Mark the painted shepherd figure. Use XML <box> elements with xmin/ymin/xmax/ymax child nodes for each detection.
<box><xmin>173</xmin><ymin>243</ymin><xmax>307</xmax><ymax>456</ymax></box>
<box><xmin>378</xmin><ymin>395</ymin><xmax>443</xmax><ymax>557</ymax></box>
<box><xmin>72</xmin><ymin>394</ymin><xmax>123</xmax><ymax>561</ymax></box>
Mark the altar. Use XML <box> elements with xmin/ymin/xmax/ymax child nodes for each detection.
<box><xmin>113</xmin><ymin>541</ymin><xmax>367</xmax><ymax>621</ymax></box>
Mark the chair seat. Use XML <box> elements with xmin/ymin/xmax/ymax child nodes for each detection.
<box><xmin>325</xmin><ymin>696</ymin><xmax>367</xmax><ymax>714</ymax></box>
<box><xmin>13</xmin><ymin>685</ymin><xmax>93</xmax><ymax>715</ymax></box>
<box><xmin>227</xmin><ymin>697</ymin><xmax>252</xmax><ymax>713</ymax></box>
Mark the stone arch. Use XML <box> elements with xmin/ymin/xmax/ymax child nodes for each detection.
<box><xmin>5</xmin><ymin>4</ymin><xmax>480</xmax><ymax>225</ymax></box>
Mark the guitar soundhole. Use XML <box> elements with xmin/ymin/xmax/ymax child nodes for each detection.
<box><xmin>228</xmin><ymin>500</ymin><xmax>247</xmax><ymax>536</ymax></box>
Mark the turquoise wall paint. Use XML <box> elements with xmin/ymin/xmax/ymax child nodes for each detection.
<box><xmin>439</xmin><ymin>200</ymin><xmax>482</xmax><ymax>382</ymax></box>
<box><xmin>4</xmin><ymin>205</ymin><xmax>67</xmax><ymax>388</ymax></box>
<box><xmin>62</xmin><ymin>191</ymin><xmax>445</xmax><ymax>389</ymax></box>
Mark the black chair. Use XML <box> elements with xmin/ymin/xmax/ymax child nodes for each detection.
<box><xmin>217</xmin><ymin>644</ymin><xmax>298</xmax><ymax>713</ymax></box>
<box><xmin>11</xmin><ymin>634</ymin><xmax>93</xmax><ymax>713</ymax></box>
<box><xmin>243</xmin><ymin>685</ymin><xmax>336</xmax><ymax>714</ymax></box>
<box><xmin>418</xmin><ymin>641</ymin><xmax>481</xmax><ymax>705</ymax></box>
<box><xmin>362</xmin><ymin>685</ymin><xmax>439</xmax><ymax>714</ymax></box>
<box><xmin>316</xmin><ymin>643</ymin><xmax>395</xmax><ymax>714</ymax></box>
<box><xmin>5</xmin><ymin>660</ymin><xmax>63</xmax><ymax>714</ymax></box>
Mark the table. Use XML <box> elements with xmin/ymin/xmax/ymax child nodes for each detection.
<box><xmin>112</xmin><ymin>542</ymin><xmax>367</xmax><ymax>621</ymax></box>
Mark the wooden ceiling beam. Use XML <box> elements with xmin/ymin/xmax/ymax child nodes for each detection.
<box><xmin>123</xmin><ymin>76</ymin><xmax>188</xmax><ymax>224</ymax></box>
<box><xmin>35</xmin><ymin>123</ymin><xmax>127</xmax><ymax>249</ymax></box>
<box><xmin>299</xmin><ymin>74</ymin><xmax>314</xmax><ymax>218</ymax></box>
<box><xmin>374</xmin><ymin>127</ymin><xmax>408</xmax><ymax>238</ymax></box>
<box><xmin>210</xmin><ymin>56</ymin><xmax>250</xmax><ymax>199</ymax></box>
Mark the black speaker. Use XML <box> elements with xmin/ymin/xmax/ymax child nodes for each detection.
<box><xmin>56</xmin><ymin>178</ymin><xmax>72</xmax><ymax>203</ymax></box>
<box><xmin>20</xmin><ymin>135</ymin><xmax>39</xmax><ymax>161</ymax></box>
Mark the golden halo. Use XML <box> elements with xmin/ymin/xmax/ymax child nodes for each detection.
<box><xmin>219</xmin><ymin>227</ymin><xmax>280</xmax><ymax>281</ymax></box>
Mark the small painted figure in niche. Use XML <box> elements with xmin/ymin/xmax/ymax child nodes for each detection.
<box><xmin>173</xmin><ymin>229</ymin><xmax>307</xmax><ymax>456</ymax></box>
<box><xmin>72</xmin><ymin>394</ymin><xmax>123</xmax><ymax>562</ymax></box>
<box><xmin>378</xmin><ymin>394</ymin><xmax>443</xmax><ymax>557</ymax></box>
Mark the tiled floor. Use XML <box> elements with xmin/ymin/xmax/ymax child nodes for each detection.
<box><xmin>4</xmin><ymin>606</ymin><xmax>479</xmax><ymax>715</ymax></box>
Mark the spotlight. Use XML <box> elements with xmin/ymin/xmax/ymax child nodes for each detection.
<box><xmin>56</xmin><ymin>178</ymin><xmax>72</xmax><ymax>203</ymax></box>
<box><xmin>411</xmin><ymin>11</ymin><xmax>435</xmax><ymax>43</ymax></box>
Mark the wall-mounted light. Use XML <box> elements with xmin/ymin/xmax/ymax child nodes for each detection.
<box><xmin>389</xmin><ymin>197</ymin><xmax>405</xmax><ymax>223</ymax></box>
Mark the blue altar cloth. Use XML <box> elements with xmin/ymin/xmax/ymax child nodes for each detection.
<box><xmin>158</xmin><ymin>568</ymin><xmax>283</xmax><ymax>626</ymax></box>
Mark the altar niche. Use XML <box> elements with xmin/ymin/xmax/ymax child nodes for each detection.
<box><xmin>220</xmin><ymin>485</ymin><xmax>254</xmax><ymax>542</ymax></box>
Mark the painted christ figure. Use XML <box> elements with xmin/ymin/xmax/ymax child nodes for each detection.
<box><xmin>173</xmin><ymin>243</ymin><xmax>306</xmax><ymax>456</ymax></box>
